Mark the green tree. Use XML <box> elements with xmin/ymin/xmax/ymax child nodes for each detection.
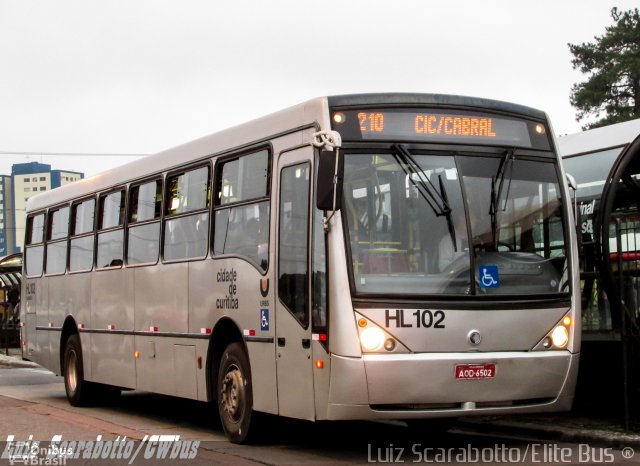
<box><xmin>569</xmin><ymin>7</ymin><xmax>640</xmax><ymax>129</ymax></box>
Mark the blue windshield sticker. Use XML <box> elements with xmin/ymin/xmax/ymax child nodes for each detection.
<box><xmin>480</xmin><ymin>266</ymin><xmax>499</xmax><ymax>288</ymax></box>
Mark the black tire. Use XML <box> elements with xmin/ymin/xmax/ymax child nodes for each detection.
<box><xmin>217</xmin><ymin>342</ymin><xmax>254</xmax><ymax>443</ymax></box>
<box><xmin>63</xmin><ymin>334</ymin><xmax>96</xmax><ymax>406</ymax></box>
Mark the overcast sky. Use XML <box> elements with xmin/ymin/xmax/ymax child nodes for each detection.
<box><xmin>1</xmin><ymin>0</ymin><xmax>637</xmax><ymax>178</ymax></box>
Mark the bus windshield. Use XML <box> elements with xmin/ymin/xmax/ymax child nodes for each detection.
<box><xmin>343</xmin><ymin>152</ymin><xmax>568</xmax><ymax>297</ymax></box>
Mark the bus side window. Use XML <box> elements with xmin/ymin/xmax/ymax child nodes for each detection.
<box><xmin>97</xmin><ymin>190</ymin><xmax>125</xmax><ymax>269</ymax></box>
<box><xmin>45</xmin><ymin>206</ymin><xmax>69</xmax><ymax>275</ymax></box>
<box><xmin>163</xmin><ymin>166</ymin><xmax>210</xmax><ymax>262</ymax></box>
<box><xmin>69</xmin><ymin>198</ymin><xmax>96</xmax><ymax>273</ymax></box>
<box><xmin>25</xmin><ymin>213</ymin><xmax>45</xmax><ymax>277</ymax></box>
<box><xmin>278</xmin><ymin>163</ymin><xmax>310</xmax><ymax>327</ymax></box>
<box><xmin>213</xmin><ymin>150</ymin><xmax>270</xmax><ymax>271</ymax></box>
<box><xmin>127</xmin><ymin>179</ymin><xmax>162</xmax><ymax>265</ymax></box>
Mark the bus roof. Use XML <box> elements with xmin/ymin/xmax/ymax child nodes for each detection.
<box><xmin>328</xmin><ymin>93</ymin><xmax>548</xmax><ymax>120</ymax></box>
<box><xmin>26</xmin><ymin>97</ymin><xmax>323</xmax><ymax>212</ymax></box>
<box><xmin>559</xmin><ymin>118</ymin><xmax>640</xmax><ymax>158</ymax></box>
<box><xmin>26</xmin><ymin>93</ymin><xmax>551</xmax><ymax>212</ymax></box>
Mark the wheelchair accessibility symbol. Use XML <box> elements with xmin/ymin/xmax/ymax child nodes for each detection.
<box><xmin>260</xmin><ymin>309</ymin><xmax>270</xmax><ymax>331</ymax></box>
<box><xmin>479</xmin><ymin>266</ymin><xmax>499</xmax><ymax>288</ymax></box>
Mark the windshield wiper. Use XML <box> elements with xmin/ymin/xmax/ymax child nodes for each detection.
<box><xmin>392</xmin><ymin>144</ymin><xmax>457</xmax><ymax>250</ymax></box>
<box><xmin>490</xmin><ymin>149</ymin><xmax>515</xmax><ymax>248</ymax></box>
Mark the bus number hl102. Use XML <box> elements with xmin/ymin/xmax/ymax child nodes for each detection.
<box><xmin>385</xmin><ymin>309</ymin><xmax>445</xmax><ymax>329</ymax></box>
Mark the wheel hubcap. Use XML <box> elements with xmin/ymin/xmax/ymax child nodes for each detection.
<box><xmin>221</xmin><ymin>364</ymin><xmax>244</xmax><ymax>422</ymax></box>
<box><xmin>67</xmin><ymin>350</ymin><xmax>78</xmax><ymax>393</ymax></box>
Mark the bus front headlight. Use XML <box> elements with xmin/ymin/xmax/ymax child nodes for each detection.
<box><xmin>551</xmin><ymin>325</ymin><xmax>569</xmax><ymax>348</ymax></box>
<box><xmin>533</xmin><ymin>312</ymin><xmax>573</xmax><ymax>351</ymax></box>
<box><xmin>360</xmin><ymin>327</ymin><xmax>385</xmax><ymax>352</ymax></box>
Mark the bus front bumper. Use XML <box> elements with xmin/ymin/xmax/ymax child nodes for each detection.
<box><xmin>325</xmin><ymin>351</ymin><xmax>578</xmax><ymax>421</ymax></box>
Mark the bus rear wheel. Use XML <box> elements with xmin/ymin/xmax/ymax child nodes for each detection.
<box><xmin>64</xmin><ymin>334</ymin><xmax>96</xmax><ymax>406</ymax></box>
<box><xmin>217</xmin><ymin>342</ymin><xmax>253</xmax><ymax>443</ymax></box>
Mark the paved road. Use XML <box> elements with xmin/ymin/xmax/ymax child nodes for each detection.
<box><xmin>0</xmin><ymin>366</ymin><xmax>638</xmax><ymax>465</ymax></box>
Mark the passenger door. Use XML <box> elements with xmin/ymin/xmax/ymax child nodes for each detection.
<box><xmin>275</xmin><ymin>147</ymin><xmax>314</xmax><ymax>420</ymax></box>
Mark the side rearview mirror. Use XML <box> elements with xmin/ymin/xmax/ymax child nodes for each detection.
<box><xmin>566</xmin><ymin>173</ymin><xmax>577</xmax><ymax>191</ymax></box>
<box><xmin>316</xmin><ymin>150</ymin><xmax>344</xmax><ymax>211</ymax></box>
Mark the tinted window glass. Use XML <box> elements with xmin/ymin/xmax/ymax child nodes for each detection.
<box><xmin>26</xmin><ymin>245</ymin><xmax>44</xmax><ymax>277</ymax></box>
<box><xmin>218</xmin><ymin>151</ymin><xmax>268</xmax><ymax>205</ymax></box>
<box><xmin>97</xmin><ymin>230</ymin><xmax>124</xmax><ymax>268</ymax></box>
<box><xmin>563</xmin><ymin>148</ymin><xmax>622</xmax><ymax>202</ymax></box>
<box><xmin>27</xmin><ymin>214</ymin><xmax>45</xmax><ymax>244</ymax></box>
<box><xmin>164</xmin><ymin>213</ymin><xmax>209</xmax><ymax>261</ymax></box>
<box><xmin>167</xmin><ymin>167</ymin><xmax>210</xmax><ymax>215</ymax></box>
<box><xmin>48</xmin><ymin>207</ymin><xmax>69</xmax><ymax>240</ymax></box>
<box><xmin>278</xmin><ymin>163</ymin><xmax>310</xmax><ymax>327</ymax></box>
<box><xmin>214</xmin><ymin>201</ymin><xmax>269</xmax><ymax>270</ymax></box>
<box><xmin>129</xmin><ymin>180</ymin><xmax>162</xmax><ymax>223</ymax></box>
<box><xmin>72</xmin><ymin>199</ymin><xmax>95</xmax><ymax>235</ymax></box>
<box><xmin>127</xmin><ymin>223</ymin><xmax>160</xmax><ymax>264</ymax></box>
<box><xmin>69</xmin><ymin>236</ymin><xmax>94</xmax><ymax>272</ymax></box>
<box><xmin>46</xmin><ymin>241</ymin><xmax>67</xmax><ymax>274</ymax></box>
<box><xmin>100</xmin><ymin>191</ymin><xmax>125</xmax><ymax>229</ymax></box>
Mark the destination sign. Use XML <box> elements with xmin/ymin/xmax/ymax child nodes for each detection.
<box><xmin>331</xmin><ymin>109</ymin><xmax>550</xmax><ymax>149</ymax></box>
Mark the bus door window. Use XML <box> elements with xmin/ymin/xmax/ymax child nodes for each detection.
<box><xmin>97</xmin><ymin>190</ymin><xmax>125</xmax><ymax>269</ymax></box>
<box><xmin>214</xmin><ymin>150</ymin><xmax>270</xmax><ymax>271</ymax></box>
<box><xmin>69</xmin><ymin>198</ymin><xmax>96</xmax><ymax>272</ymax></box>
<box><xmin>163</xmin><ymin>166</ymin><xmax>210</xmax><ymax>262</ymax></box>
<box><xmin>45</xmin><ymin>206</ymin><xmax>69</xmax><ymax>275</ymax></box>
<box><xmin>278</xmin><ymin>163</ymin><xmax>310</xmax><ymax>327</ymax></box>
<box><xmin>25</xmin><ymin>213</ymin><xmax>45</xmax><ymax>277</ymax></box>
<box><xmin>127</xmin><ymin>180</ymin><xmax>162</xmax><ymax>265</ymax></box>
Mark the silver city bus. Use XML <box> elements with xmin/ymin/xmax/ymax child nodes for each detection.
<box><xmin>21</xmin><ymin>94</ymin><xmax>580</xmax><ymax>443</ymax></box>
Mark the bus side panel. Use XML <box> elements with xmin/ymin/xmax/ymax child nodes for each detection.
<box><xmin>135</xmin><ymin>262</ymin><xmax>188</xmax><ymax>333</ymax></box>
<box><xmin>189</xmin><ymin>258</ymin><xmax>278</xmax><ymax>414</ymax></box>
<box><xmin>134</xmin><ymin>335</ymin><xmax>172</xmax><ymax>395</ymax></box>
<box><xmin>48</xmin><ymin>275</ymin><xmax>70</xmax><ymax>375</ymax></box>
<box><xmin>56</xmin><ymin>273</ymin><xmax>91</xmax><ymax>377</ymax></box>
<box><xmin>91</xmin><ymin>268</ymin><xmax>135</xmax><ymax>388</ymax></box>
<box><xmin>30</xmin><ymin>277</ymin><xmax>50</xmax><ymax>369</ymax></box>
<box><xmin>134</xmin><ymin>263</ymin><xmax>188</xmax><ymax>395</ymax></box>
<box><xmin>174</xmin><ymin>344</ymin><xmax>197</xmax><ymax>399</ymax></box>
<box><xmin>188</xmin><ymin>260</ymin><xmax>224</xmax><ymax>402</ymax></box>
<box><xmin>312</xmin><ymin>341</ymin><xmax>331</xmax><ymax>420</ymax></box>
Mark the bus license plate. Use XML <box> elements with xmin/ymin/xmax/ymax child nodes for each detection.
<box><xmin>455</xmin><ymin>364</ymin><xmax>496</xmax><ymax>380</ymax></box>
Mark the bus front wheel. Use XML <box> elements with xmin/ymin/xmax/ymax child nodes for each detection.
<box><xmin>217</xmin><ymin>342</ymin><xmax>253</xmax><ymax>443</ymax></box>
<box><xmin>63</xmin><ymin>334</ymin><xmax>96</xmax><ymax>406</ymax></box>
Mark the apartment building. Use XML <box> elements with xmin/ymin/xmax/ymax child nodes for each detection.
<box><xmin>7</xmin><ymin>162</ymin><xmax>83</xmax><ymax>254</ymax></box>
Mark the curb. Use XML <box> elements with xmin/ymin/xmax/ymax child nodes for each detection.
<box><xmin>0</xmin><ymin>355</ymin><xmax>41</xmax><ymax>369</ymax></box>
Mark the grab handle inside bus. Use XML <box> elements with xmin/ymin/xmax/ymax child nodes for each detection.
<box><xmin>316</xmin><ymin>149</ymin><xmax>344</xmax><ymax>211</ymax></box>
